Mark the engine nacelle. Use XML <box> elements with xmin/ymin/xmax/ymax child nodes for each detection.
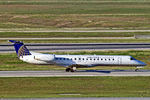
<box><xmin>34</xmin><ymin>54</ymin><xmax>55</xmax><ymax>62</ymax></box>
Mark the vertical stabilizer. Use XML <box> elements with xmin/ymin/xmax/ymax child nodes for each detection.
<box><xmin>9</xmin><ymin>40</ymin><xmax>31</xmax><ymax>57</ymax></box>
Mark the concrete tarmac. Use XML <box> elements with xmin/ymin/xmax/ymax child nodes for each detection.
<box><xmin>0</xmin><ymin>70</ymin><xmax>150</xmax><ymax>77</ymax></box>
<box><xmin>1</xmin><ymin>98</ymin><xmax>150</xmax><ymax>100</ymax></box>
<box><xmin>1</xmin><ymin>43</ymin><xmax>150</xmax><ymax>53</ymax></box>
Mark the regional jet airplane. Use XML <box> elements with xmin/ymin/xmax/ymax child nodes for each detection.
<box><xmin>9</xmin><ymin>40</ymin><xmax>146</xmax><ymax>72</ymax></box>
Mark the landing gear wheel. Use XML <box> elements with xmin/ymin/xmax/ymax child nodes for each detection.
<box><xmin>70</xmin><ymin>67</ymin><xmax>77</xmax><ymax>72</ymax></box>
<box><xmin>66</xmin><ymin>68</ymin><xmax>70</xmax><ymax>72</ymax></box>
<box><xmin>135</xmin><ymin>69</ymin><xmax>139</xmax><ymax>72</ymax></box>
<box><xmin>70</xmin><ymin>68</ymin><xmax>75</xmax><ymax>72</ymax></box>
<box><xmin>66</xmin><ymin>67</ymin><xmax>77</xmax><ymax>72</ymax></box>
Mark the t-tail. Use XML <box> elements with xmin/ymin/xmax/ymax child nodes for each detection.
<box><xmin>9</xmin><ymin>40</ymin><xmax>31</xmax><ymax>57</ymax></box>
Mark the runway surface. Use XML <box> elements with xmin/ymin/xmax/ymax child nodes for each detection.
<box><xmin>1</xmin><ymin>43</ymin><xmax>150</xmax><ymax>53</ymax></box>
<box><xmin>0</xmin><ymin>70</ymin><xmax>150</xmax><ymax>77</ymax></box>
<box><xmin>1</xmin><ymin>98</ymin><xmax>150</xmax><ymax>100</ymax></box>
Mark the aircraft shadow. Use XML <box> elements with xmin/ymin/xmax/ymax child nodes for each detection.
<box><xmin>77</xmin><ymin>70</ymin><xmax>111</xmax><ymax>73</ymax></box>
<box><xmin>77</xmin><ymin>69</ymin><xmax>150</xmax><ymax>73</ymax></box>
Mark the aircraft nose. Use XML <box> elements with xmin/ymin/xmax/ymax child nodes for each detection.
<box><xmin>142</xmin><ymin>62</ymin><xmax>147</xmax><ymax>66</ymax></box>
<box><xmin>136</xmin><ymin>60</ymin><xmax>147</xmax><ymax>66</ymax></box>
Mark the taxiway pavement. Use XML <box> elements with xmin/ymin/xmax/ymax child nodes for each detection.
<box><xmin>0</xmin><ymin>70</ymin><xmax>150</xmax><ymax>77</ymax></box>
<box><xmin>1</xmin><ymin>43</ymin><xmax>150</xmax><ymax>53</ymax></box>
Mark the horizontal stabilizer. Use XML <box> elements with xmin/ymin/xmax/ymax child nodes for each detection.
<box><xmin>9</xmin><ymin>40</ymin><xmax>23</xmax><ymax>44</ymax></box>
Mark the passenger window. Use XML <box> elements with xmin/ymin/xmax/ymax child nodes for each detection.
<box><xmin>83</xmin><ymin>58</ymin><xmax>84</xmax><ymax>60</ymax></box>
<box><xmin>56</xmin><ymin>58</ymin><xmax>58</xmax><ymax>60</ymax></box>
<box><xmin>86</xmin><ymin>58</ymin><xmax>88</xmax><ymax>60</ymax></box>
<box><xmin>74</xmin><ymin>58</ymin><xmax>76</xmax><ymax>60</ymax></box>
<box><xmin>101</xmin><ymin>58</ymin><xmax>103</xmax><ymax>60</ymax></box>
<box><xmin>63</xmin><ymin>58</ymin><xmax>65</xmax><ymax>60</ymax></box>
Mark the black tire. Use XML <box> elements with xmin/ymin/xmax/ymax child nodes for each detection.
<box><xmin>135</xmin><ymin>69</ymin><xmax>139</xmax><ymax>72</ymax></box>
<box><xmin>70</xmin><ymin>67</ymin><xmax>75</xmax><ymax>72</ymax></box>
<box><xmin>66</xmin><ymin>68</ymin><xmax>70</xmax><ymax>72</ymax></box>
<box><xmin>70</xmin><ymin>69</ymin><xmax>75</xmax><ymax>72</ymax></box>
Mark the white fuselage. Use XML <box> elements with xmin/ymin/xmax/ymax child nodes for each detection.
<box><xmin>19</xmin><ymin>52</ymin><xmax>146</xmax><ymax>68</ymax></box>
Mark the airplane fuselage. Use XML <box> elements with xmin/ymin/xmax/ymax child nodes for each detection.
<box><xmin>20</xmin><ymin>52</ymin><xmax>146</xmax><ymax>68</ymax></box>
<box><xmin>9</xmin><ymin>40</ymin><xmax>147</xmax><ymax>72</ymax></box>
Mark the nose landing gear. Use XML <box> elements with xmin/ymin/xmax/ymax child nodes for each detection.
<box><xmin>135</xmin><ymin>66</ymin><xmax>144</xmax><ymax>72</ymax></box>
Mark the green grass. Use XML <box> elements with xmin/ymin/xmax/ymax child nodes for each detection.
<box><xmin>0</xmin><ymin>0</ymin><xmax>150</xmax><ymax>29</ymax></box>
<box><xmin>1</xmin><ymin>32</ymin><xmax>150</xmax><ymax>38</ymax></box>
<box><xmin>0</xmin><ymin>32</ymin><xmax>133</xmax><ymax>38</ymax></box>
<box><xmin>17</xmin><ymin>39</ymin><xmax>150</xmax><ymax>43</ymax></box>
<box><xmin>0</xmin><ymin>14</ymin><xmax>150</xmax><ymax>29</ymax></box>
<box><xmin>0</xmin><ymin>0</ymin><xmax>150</xmax><ymax>14</ymax></box>
<box><xmin>0</xmin><ymin>50</ymin><xmax>149</xmax><ymax>71</ymax></box>
<box><xmin>0</xmin><ymin>32</ymin><xmax>150</xmax><ymax>38</ymax></box>
<box><xmin>0</xmin><ymin>77</ymin><xmax>150</xmax><ymax>98</ymax></box>
<box><xmin>2</xmin><ymin>39</ymin><xmax>150</xmax><ymax>44</ymax></box>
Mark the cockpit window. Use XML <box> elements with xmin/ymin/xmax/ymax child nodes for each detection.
<box><xmin>130</xmin><ymin>57</ymin><xmax>136</xmax><ymax>60</ymax></box>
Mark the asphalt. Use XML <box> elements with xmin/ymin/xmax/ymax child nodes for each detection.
<box><xmin>0</xmin><ymin>98</ymin><xmax>150</xmax><ymax>100</ymax></box>
<box><xmin>0</xmin><ymin>70</ymin><xmax>150</xmax><ymax>77</ymax></box>
<box><xmin>1</xmin><ymin>43</ymin><xmax>150</xmax><ymax>53</ymax></box>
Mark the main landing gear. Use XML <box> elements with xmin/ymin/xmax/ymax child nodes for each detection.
<box><xmin>66</xmin><ymin>67</ymin><xmax>77</xmax><ymax>72</ymax></box>
<box><xmin>135</xmin><ymin>69</ymin><xmax>139</xmax><ymax>72</ymax></box>
<box><xmin>135</xmin><ymin>66</ymin><xmax>143</xmax><ymax>72</ymax></box>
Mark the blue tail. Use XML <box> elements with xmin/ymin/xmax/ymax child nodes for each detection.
<box><xmin>9</xmin><ymin>40</ymin><xmax>31</xmax><ymax>57</ymax></box>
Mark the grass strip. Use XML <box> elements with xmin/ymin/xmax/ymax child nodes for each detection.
<box><xmin>1</xmin><ymin>32</ymin><xmax>150</xmax><ymax>38</ymax></box>
<box><xmin>0</xmin><ymin>0</ymin><xmax>150</xmax><ymax>29</ymax></box>
<box><xmin>0</xmin><ymin>32</ymin><xmax>136</xmax><ymax>38</ymax></box>
<box><xmin>0</xmin><ymin>14</ymin><xmax>150</xmax><ymax>29</ymax></box>
<box><xmin>0</xmin><ymin>76</ymin><xmax>150</xmax><ymax>98</ymax></box>
<box><xmin>0</xmin><ymin>0</ymin><xmax>150</xmax><ymax>14</ymax></box>
<box><xmin>1</xmin><ymin>39</ymin><xmax>150</xmax><ymax>44</ymax></box>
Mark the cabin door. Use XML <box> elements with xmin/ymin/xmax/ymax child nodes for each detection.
<box><xmin>118</xmin><ymin>57</ymin><xmax>122</xmax><ymax>65</ymax></box>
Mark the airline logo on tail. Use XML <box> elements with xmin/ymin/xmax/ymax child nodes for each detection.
<box><xmin>9</xmin><ymin>40</ymin><xmax>31</xmax><ymax>57</ymax></box>
<box><xmin>18</xmin><ymin>45</ymin><xmax>31</xmax><ymax>57</ymax></box>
